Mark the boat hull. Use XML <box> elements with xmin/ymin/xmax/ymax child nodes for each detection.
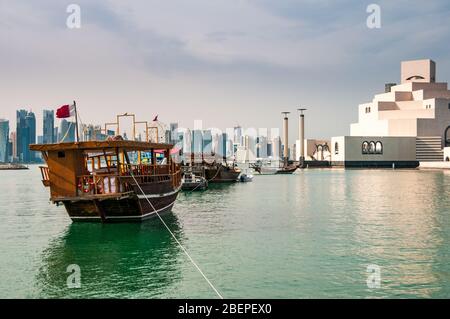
<box><xmin>204</xmin><ymin>165</ymin><xmax>240</xmax><ymax>183</ymax></box>
<box><xmin>62</xmin><ymin>188</ymin><xmax>180</xmax><ymax>222</ymax></box>
<box><xmin>239</xmin><ymin>175</ymin><xmax>253</xmax><ymax>182</ymax></box>
<box><xmin>181</xmin><ymin>182</ymin><xmax>208</xmax><ymax>191</ymax></box>
<box><xmin>275</xmin><ymin>167</ymin><xmax>297</xmax><ymax>174</ymax></box>
<box><xmin>257</xmin><ymin>167</ymin><xmax>278</xmax><ymax>175</ymax></box>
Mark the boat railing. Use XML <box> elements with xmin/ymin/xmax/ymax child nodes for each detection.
<box><xmin>120</xmin><ymin>166</ymin><xmax>182</xmax><ymax>189</ymax></box>
<box><xmin>77</xmin><ymin>163</ymin><xmax>182</xmax><ymax>196</ymax></box>
<box><xmin>120</xmin><ymin>164</ymin><xmax>171</xmax><ymax>176</ymax></box>
<box><xmin>39</xmin><ymin>166</ymin><xmax>50</xmax><ymax>187</ymax></box>
<box><xmin>77</xmin><ymin>174</ymin><xmax>133</xmax><ymax>196</ymax></box>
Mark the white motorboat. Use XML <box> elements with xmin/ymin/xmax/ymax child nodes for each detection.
<box><xmin>239</xmin><ymin>173</ymin><xmax>254</xmax><ymax>182</ymax></box>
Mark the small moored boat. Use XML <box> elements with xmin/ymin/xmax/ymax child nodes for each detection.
<box><xmin>250</xmin><ymin>161</ymin><xmax>297</xmax><ymax>175</ymax></box>
<box><xmin>182</xmin><ymin>172</ymin><xmax>208</xmax><ymax>191</ymax></box>
<box><xmin>275</xmin><ymin>166</ymin><xmax>297</xmax><ymax>174</ymax></box>
<box><xmin>239</xmin><ymin>173</ymin><xmax>253</xmax><ymax>182</ymax></box>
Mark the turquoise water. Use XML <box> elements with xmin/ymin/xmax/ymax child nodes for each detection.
<box><xmin>0</xmin><ymin>166</ymin><xmax>450</xmax><ymax>298</ymax></box>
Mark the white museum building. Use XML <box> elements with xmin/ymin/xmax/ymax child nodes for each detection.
<box><xmin>331</xmin><ymin>59</ymin><xmax>450</xmax><ymax>167</ymax></box>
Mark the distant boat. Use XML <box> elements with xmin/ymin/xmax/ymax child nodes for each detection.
<box><xmin>182</xmin><ymin>172</ymin><xmax>208</xmax><ymax>191</ymax></box>
<box><xmin>203</xmin><ymin>162</ymin><xmax>241</xmax><ymax>183</ymax></box>
<box><xmin>274</xmin><ymin>166</ymin><xmax>297</xmax><ymax>174</ymax></box>
<box><xmin>239</xmin><ymin>173</ymin><xmax>253</xmax><ymax>182</ymax></box>
<box><xmin>255</xmin><ymin>166</ymin><xmax>278</xmax><ymax>175</ymax></box>
<box><xmin>250</xmin><ymin>160</ymin><xmax>297</xmax><ymax>175</ymax></box>
<box><xmin>0</xmin><ymin>163</ymin><xmax>29</xmax><ymax>170</ymax></box>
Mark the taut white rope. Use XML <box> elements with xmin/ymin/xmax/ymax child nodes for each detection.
<box><xmin>59</xmin><ymin>121</ymin><xmax>73</xmax><ymax>142</ymax></box>
<box><xmin>129</xmin><ymin>172</ymin><xmax>224</xmax><ymax>299</ymax></box>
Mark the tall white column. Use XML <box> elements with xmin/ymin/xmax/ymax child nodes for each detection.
<box><xmin>282</xmin><ymin>112</ymin><xmax>290</xmax><ymax>162</ymax></box>
<box><xmin>297</xmin><ymin>108</ymin><xmax>307</xmax><ymax>162</ymax></box>
<box><xmin>299</xmin><ymin>114</ymin><xmax>304</xmax><ymax>159</ymax></box>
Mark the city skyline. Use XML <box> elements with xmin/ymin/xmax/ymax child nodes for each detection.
<box><xmin>0</xmin><ymin>107</ymin><xmax>287</xmax><ymax>163</ymax></box>
<box><xmin>1</xmin><ymin>1</ymin><xmax>450</xmax><ymax>144</ymax></box>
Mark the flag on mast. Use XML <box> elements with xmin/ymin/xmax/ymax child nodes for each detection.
<box><xmin>56</xmin><ymin>104</ymin><xmax>76</xmax><ymax>118</ymax></box>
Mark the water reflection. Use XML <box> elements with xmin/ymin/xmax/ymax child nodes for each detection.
<box><xmin>338</xmin><ymin>170</ymin><xmax>449</xmax><ymax>298</ymax></box>
<box><xmin>36</xmin><ymin>214</ymin><xmax>184</xmax><ymax>298</ymax></box>
<box><xmin>287</xmin><ymin>169</ymin><xmax>450</xmax><ymax>298</ymax></box>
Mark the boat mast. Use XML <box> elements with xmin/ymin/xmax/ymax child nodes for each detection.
<box><xmin>74</xmin><ymin>100</ymin><xmax>80</xmax><ymax>143</ymax></box>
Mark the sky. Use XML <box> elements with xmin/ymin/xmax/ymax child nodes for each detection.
<box><xmin>1</xmin><ymin>0</ymin><xmax>450</xmax><ymax>142</ymax></box>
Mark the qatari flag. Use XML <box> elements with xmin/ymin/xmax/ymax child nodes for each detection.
<box><xmin>56</xmin><ymin>104</ymin><xmax>76</xmax><ymax>118</ymax></box>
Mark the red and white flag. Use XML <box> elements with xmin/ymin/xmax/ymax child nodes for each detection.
<box><xmin>56</xmin><ymin>104</ymin><xmax>76</xmax><ymax>118</ymax></box>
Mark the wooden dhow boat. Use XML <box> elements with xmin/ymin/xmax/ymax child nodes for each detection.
<box><xmin>30</xmin><ymin>140</ymin><xmax>182</xmax><ymax>222</ymax></box>
<box><xmin>186</xmin><ymin>153</ymin><xmax>241</xmax><ymax>183</ymax></box>
<box><xmin>274</xmin><ymin>165</ymin><xmax>297</xmax><ymax>174</ymax></box>
<box><xmin>203</xmin><ymin>162</ymin><xmax>241</xmax><ymax>183</ymax></box>
<box><xmin>181</xmin><ymin>165</ymin><xmax>208</xmax><ymax>191</ymax></box>
<box><xmin>250</xmin><ymin>161</ymin><xmax>297</xmax><ymax>175</ymax></box>
<box><xmin>181</xmin><ymin>173</ymin><xmax>208</xmax><ymax>191</ymax></box>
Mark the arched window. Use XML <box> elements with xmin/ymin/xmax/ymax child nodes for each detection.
<box><xmin>317</xmin><ymin>145</ymin><xmax>323</xmax><ymax>152</ymax></box>
<box><xmin>335</xmin><ymin>142</ymin><xmax>339</xmax><ymax>155</ymax></box>
<box><xmin>362</xmin><ymin>141</ymin><xmax>369</xmax><ymax>154</ymax></box>
<box><xmin>369</xmin><ymin>141</ymin><xmax>376</xmax><ymax>154</ymax></box>
<box><xmin>445</xmin><ymin>126</ymin><xmax>450</xmax><ymax>147</ymax></box>
<box><xmin>375</xmin><ymin>141</ymin><xmax>383</xmax><ymax>154</ymax></box>
<box><xmin>406</xmin><ymin>75</ymin><xmax>425</xmax><ymax>81</ymax></box>
<box><xmin>323</xmin><ymin>144</ymin><xmax>329</xmax><ymax>152</ymax></box>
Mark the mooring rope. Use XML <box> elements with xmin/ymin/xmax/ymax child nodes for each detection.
<box><xmin>128</xmin><ymin>171</ymin><xmax>224</xmax><ymax>299</ymax></box>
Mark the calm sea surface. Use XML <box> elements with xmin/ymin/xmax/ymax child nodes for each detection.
<box><xmin>0</xmin><ymin>166</ymin><xmax>449</xmax><ymax>298</ymax></box>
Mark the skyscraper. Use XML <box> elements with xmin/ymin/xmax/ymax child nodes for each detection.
<box><xmin>16</xmin><ymin>110</ymin><xmax>36</xmax><ymax>162</ymax></box>
<box><xmin>43</xmin><ymin>110</ymin><xmax>55</xmax><ymax>144</ymax></box>
<box><xmin>267</xmin><ymin>143</ymin><xmax>273</xmax><ymax>157</ymax></box>
<box><xmin>8</xmin><ymin>138</ymin><xmax>12</xmax><ymax>162</ymax></box>
<box><xmin>81</xmin><ymin>124</ymin><xmax>112</xmax><ymax>141</ymax></box>
<box><xmin>0</xmin><ymin>119</ymin><xmax>9</xmax><ymax>163</ymax></box>
<box><xmin>234</xmin><ymin>126</ymin><xmax>242</xmax><ymax>145</ymax></box>
<box><xmin>165</xmin><ymin>129</ymin><xmax>171</xmax><ymax>144</ymax></box>
<box><xmin>54</xmin><ymin>127</ymin><xmax>58</xmax><ymax>142</ymax></box>
<box><xmin>10</xmin><ymin>132</ymin><xmax>17</xmax><ymax>162</ymax></box>
<box><xmin>256</xmin><ymin>136</ymin><xmax>268</xmax><ymax>158</ymax></box>
<box><xmin>169</xmin><ymin>123</ymin><xmax>178</xmax><ymax>144</ymax></box>
<box><xmin>273</xmin><ymin>136</ymin><xmax>282</xmax><ymax>159</ymax></box>
<box><xmin>202</xmin><ymin>130</ymin><xmax>212</xmax><ymax>155</ymax></box>
<box><xmin>220</xmin><ymin>133</ymin><xmax>228</xmax><ymax>160</ymax></box>
<box><xmin>191</xmin><ymin>130</ymin><xmax>203</xmax><ymax>154</ymax></box>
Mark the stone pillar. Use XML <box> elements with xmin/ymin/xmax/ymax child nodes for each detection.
<box><xmin>282</xmin><ymin>112</ymin><xmax>290</xmax><ymax>165</ymax></box>
<box><xmin>297</xmin><ymin>108</ymin><xmax>307</xmax><ymax>165</ymax></box>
